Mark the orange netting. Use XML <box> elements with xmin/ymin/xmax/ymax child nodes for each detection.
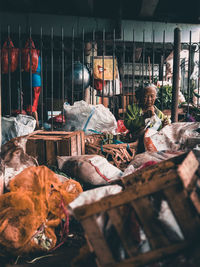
<box><xmin>0</xmin><ymin>166</ymin><xmax>83</xmax><ymax>255</ymax></box>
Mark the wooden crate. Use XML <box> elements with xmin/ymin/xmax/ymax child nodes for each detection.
<box><xmin>73</xmin><ymin>151</ymin><xmax>200</xmax><ymax>267</ymax></box>
<box><xmin>26</xmin><ymin>130</ymin><xmax>85</xmax><ymax>166</ymax></box>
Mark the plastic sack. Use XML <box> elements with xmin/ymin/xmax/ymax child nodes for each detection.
<box><xmin>144</xmin><ymin>114</ymin><xmax>162</xmax><ymax>131</ymax></box>
<box><xmin>68</xmin><ymin>185</ymin><xmax>122</xmax><ymax>213</ymax></box>
<box><xmin>1</xmin><ymin>38</ymin><xmax>19</xmax><ymax>73</ymax></box>
<box><xmin>144</xmin><ymin>122</ymin><xmax>200</xmax><ymax>152</ymax></box>
<box><xmin>57</xmin><ymin>155</ymin><xmax>123</xmax><ymax>185</ymax></box>
<box><xmin>63</xmin><ymin>100</ymin><xmax>117</xmax><ymax>135</ymax></box>
<box><xmin>1</xmin><ymin>114</ymin><xmax>36</xmax><ymax>145</ymax></box>
<box><xmin>123</xmin><ymin>150</ymin><xmax>184</xmax><ymax>176</ymax></box>
<box><xmin>22</xmin><ymin>38</ymin><xmax>39</xmax><ymax>73</ymax></box>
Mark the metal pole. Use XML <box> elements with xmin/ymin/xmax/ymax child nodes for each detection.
<box><xmin>0</xmin><ymin>26</ymin><xmax>2</xmax><ymax>148</ymax></box>
<box><xmin>171</xmin><ymin>28</ymin><xmax>181</xmax><ymax>122</ymax></box>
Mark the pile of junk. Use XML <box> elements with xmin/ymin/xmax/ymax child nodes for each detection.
<box><xmin>1</xmin><ymin>99</ymin><xmax>200</xmax><ymax>267</ymax></box>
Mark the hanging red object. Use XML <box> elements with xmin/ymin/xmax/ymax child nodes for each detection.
<box><xmin>22</xmin><ymin>38</ymin><xmax>39</xmax><ymax>73</ymax></box>
<box><xmin>1</xmin><ymin>38</ymin><xmax>19</xmax><ymax>74</ymax></box>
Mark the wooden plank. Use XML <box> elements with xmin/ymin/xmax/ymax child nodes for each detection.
<box><xmin>76</xmin><ymin>132</ymin><xmax>81</xmax><ymax>155</ymax></box>
<box><xmin>177</xmin><ymin>151</ymin><xmax>199</xmax><ymax>190</ymax></box>
<box><xmin>164</xmin><ymin>184</ymin><xmax>200</xmax><ymax>239</ymax></box>
<box><xmin>107</xmin><ymin>207</ymin><xmax>139</xmax><ymax>257</ymax></box>
<box><xmin>122</xmin><ymin>152</ymin><xmax>187</xmax><ymax>187</ymax></box>
<box><xmin>46</xmin><ymin>140</ymin><xmax>56</xmax><ymax>166</ymax></box>
<box><xmin>81</xmin><ymin>131</ymin><xmax>85</xmax><ymax>154</ymax></box>
<box><xmin>71</xmin><ymin>135</ymin><xmax>77</xmax><ymax>156</ymax></box>
<box><xmin>36</xmin><ymin>139</ymin><xmax>45</xmax><ymax>165</ymax></box>
<box><xmin>122</xmin><ymin>160</ymin><xmax>176</xmax><ymax>187</ymax></box>
<box><xmin>26</xmin><ymin>139</ymin><xmax>37</xmax><ymax>158</ymax></box>
<box><xmin>57</xmin><ymin>139</ymin><xmax>68</xmax><ymax>156</ymax></box>
<box><xmin>113</xmin><ymin>242</ymin><xmax>188</xmax><ymax>267</ymax></box>
<box><xmin>73</xmin><ymin>174</ymin><xmax>179</xmax><ymax>220</ymax></box>
<box><xmin>131</xmin><ymin>197</ymin><xmax>170</xmax><ymax>249</ymax></box>
<box><xmin>81</xmin><ymin>216</ymin><xmax>115</xmax><ymax>267</ymax></box>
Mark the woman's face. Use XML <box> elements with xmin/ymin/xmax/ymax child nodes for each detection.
<box><xmin>143</xmin><ymin>87</ymin><xmax>157</xmax><ymax>109</ymax></box>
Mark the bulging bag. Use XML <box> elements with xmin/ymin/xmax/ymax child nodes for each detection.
<box><xmin>63</xmin><ymin>100</ymin><xmax>117</xmax><ymax>135</ymax></box>
<box><xmin>22</xmin><ymin>38</ymin><xmax>39</xmax><ymax>73</ymax></box>
<box><xmin>1</xmin><ymin>38</ymin><xmax>19</xmax><ymax>74</ymax></box>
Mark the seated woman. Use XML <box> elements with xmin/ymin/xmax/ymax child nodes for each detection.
<box><xmin>124</xmin><ymin>84</ymin><xmax>170</xmax><ymax>148</ymax></box>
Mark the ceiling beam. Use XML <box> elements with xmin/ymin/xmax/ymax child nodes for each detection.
<box><xmin>139</xmin><ymin>0</ymin><xmax>159</xmax><ymax>18</ymax></box>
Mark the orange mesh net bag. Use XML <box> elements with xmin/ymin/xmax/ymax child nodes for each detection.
<box><xmin>0</xmin><ymin>166</ymin><xmax>83</xmax><ymax>255</ymax></box>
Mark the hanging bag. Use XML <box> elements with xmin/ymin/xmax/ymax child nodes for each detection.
<box><xmin>22</xmin><ymin>38</ymin><xmax>39</xmax><ymax>73</ymax></box>
<box><xmin>1</xmin><ymin>38</ymin><xmax>19</xmax><ymax>74</ymax></box>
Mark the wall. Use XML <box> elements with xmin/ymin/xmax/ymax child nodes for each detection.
<box><xmin>0</xmin><ymin>12</ymin><xmax>199</xmax><ymax>42</ymax></box>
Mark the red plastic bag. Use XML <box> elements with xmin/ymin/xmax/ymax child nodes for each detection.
<box><xmin>22</xmin><ymin>38</ymin><xmax>39</xmax><ymax>73</ymax></box>
<box><xmin>94</xmin><ymin>79</ymin><xmax>106</xmax><ymax>91</ymax></box>
<box><xmin>117</xmin><ymin>120</ymin><xmax>129</xmax><ymax>133</ymax></box>
<box><xmin>1</xmin><ymin>38</ymin><xmax>19</xmax><ymax>74</ymax></box>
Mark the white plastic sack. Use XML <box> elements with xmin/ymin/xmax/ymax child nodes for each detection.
<box><xmin>1</xmin><ymin>114</ymin><xmax>36</xmax><ymax>145</ymax></box>
<box><xmin>144</xmin><ymin>122</ymin><xmax>200</xmax><ymax>152</ymax></box>
<box><xmin>123</xmin><ymin>150</ymin><xmax>183</xmax><ymax>176</ymax></box>
<box><xmin>63</xmin><ymin>100</ymin><xmax>117</xmax><ymax>135</ymax></box>
<box><xmin>68</xmin><ymin>185</ymin><xmax>122</xmax><ymax>212</ymax></box>
<box><xmin>57</xmin><ymin>155</ymin><xmax>123</xmax><ymax>185</ymax></box>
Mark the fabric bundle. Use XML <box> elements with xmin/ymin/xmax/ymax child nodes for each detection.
<box><xmin>0</xmin><ymin>165</ymin><xmax>82</xmax><ymax>255</ymax></box>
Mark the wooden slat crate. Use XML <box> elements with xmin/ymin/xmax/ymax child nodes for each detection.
<box><xmin>72</xmin><ymin>151</ymin><xmax>200</xmax><ymax>267</ymax></box>
<box><xmin>26</xmin><ymin>130</ymin><xmax>85</xmax><ymax>166</ymax></box>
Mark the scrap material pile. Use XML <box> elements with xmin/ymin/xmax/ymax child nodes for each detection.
<box><xmin>1</xmin><ymin>101</ymin><xmax>200</xmax><ymax>266</ymax></box>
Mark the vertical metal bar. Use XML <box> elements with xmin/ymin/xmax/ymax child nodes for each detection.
<box><xmin>0</xmin><ymin>25</ymin><xmax>2</xmax><ymax>147</ymax></box>
<box><xmin>152</xmin><ymin>30</ymin><xmax>155</xmax><ymax>83</ymax></box>
<box><xmin>29</xmin><ymin>27</ymin><xmax>33</xmax><ymax>114</ymax></box>
<box><xmin>132</xmin><ymin>29</ymin><xmax>135</xmax><ymax>102</ymax></box>
<box><xmin>61</xmin><ymin>27</ymin><xmax>64</xmax><ymax>123</ymax></box>
<box><xmin>198</xmin><ymin>32</ymin><xmax>200</xmax><ymax>107</ymax></box>
<box><xmin>122</xmin><ymin>28</ymin><xmax>125</xmax><ymax>118</ymax></box>
<box><xmin>82</xmin><ymin>28</ymin><xmax>85</xmax><ymax>100</ymax></box>
<box><xmin>40</xmin><ymin>27</ymin><xmax>44</xmax><ymax>128</ymax></box>
<box><xmin>171</xmin><ymin>28</ymin><xmax>181</xmax><ymax>122</ymax></box>
<box><xmin>8</xmin><ymin>25</ymin><xmax>11</xmax><ymax>115</ymax></box>
<box><xmin>112</xmin><ymin>28</ymin><xmax>116</xmax><ymax>113</ymax></box>
<box><xmin>58</xmin><ymin>55</ymin><xmax>61</xmax><ymax>101</ymax></box>
<box><xmin>51</xmin><ymin>27</ymin><xmax>54</xmax><ymax>130</ymax></box>
<box><xmin>161</xmin><ymin>30</ymin><xmax>165</xmax><ymax>110</ymax></box>
<box><xmin>187</xmin><ymin>31</ymin><xmax>192</xmax><ymax>114</ymax></box>
<box><xmin>45</xmin><ymin>56</ymin><xmax>48</xmax><ymax>118</ymax></box>
<box><xmin>71</xmin><ymin>27</ymin><xmax>74</xmax><ymax>104</ymax></box>
<box><xmin>142</xmin><ymin>30</ymin><xmax>145</xmax><ymax>87</ymax></box>
<box><xmin>102</xmin><ymin>29</ymin><xmax>105</xmax><ymax>104</ymax></box>
<box><xmin>18</xmin><ymin>26</ymin><xmax>22</xmax><ymax>113</ymax></box>
<box><xmin>92</xmin><ymin>29</ymin><xmax>95</xmax><ymax>104</ymax></box>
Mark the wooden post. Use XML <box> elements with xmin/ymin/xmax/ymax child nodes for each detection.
<box><xmin>171</xmin><ymin>28</ymin><xmax>181</xmax><ymax>122</ymax></box>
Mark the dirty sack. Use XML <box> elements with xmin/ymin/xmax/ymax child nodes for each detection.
<box><xmin>123</xmin><ymin>150</ymin><xmax>184</xmax><ymax>176</ymax></box>
<box><xmin>63</xmin><ymin>100</ymin><xmax>117</xmax><ymax>135</ymax></box>
<box><xmin>1</xmin><ymin>136</ymin><xmax>38</xmax><ymax>190</ymax></box>
<box><xmin>144</xmin><ymin>122</ymin><xmax>200</xmax><ymax>152</ymax></box>
<box><xmin>0</xmin><ymin>165</ymin><xmax>82</xmax><ymax>255</ymax></box>
<box><xmin>1</xmin><ymin>114</ymin><xmax>36</xmax><ymax>145</ymax></box>
<box><xmin>57</xmin><ymin>155</ymin><xmax>123</xmax><ymax>186</ymax></box>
